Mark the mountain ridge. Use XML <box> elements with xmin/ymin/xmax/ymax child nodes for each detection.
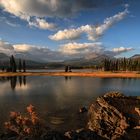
<box><xmin>0</xmin><ymin>53</ymin><xmax>139</xmax><ymax>68</ymax></box>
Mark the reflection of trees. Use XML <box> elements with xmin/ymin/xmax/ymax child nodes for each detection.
<box><xmin>18</xmin><ymin>76</ymin><xmax>26</xmax><ymax>87</ymax></box>
<box><xmin>0</xmin><ymin>77</ymin><xmax>8</xmax><ymax>82</ymax></box>
<box><xmin>10</xmin><ymin>76</ymin><xmax>17</xmax><ymax>90</ymax></box>
<box><xmin>64</xmin><ymin>76</ymin><xmax>71</xmax><ymax>81</ymax></box>
<box><xmin>0</xmin><ymin>76</ymin><xmax>27</xmax><ymax>89</ymax></box>
<box><xmin>19</xmin><ymin>76</ymin><xmax>22</xmax><ymax>86</ymax></box>
<box><xmin>23</xmin><ymin>76</ymin><xmax>26</xmax><ymax>86</ymax></box>
<box><xmin>7</xmin><ymin>76</ymin><xmax>27</xmax><ymax>90</ymax></box>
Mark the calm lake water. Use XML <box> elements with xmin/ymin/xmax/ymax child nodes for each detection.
<box><xmin>0</xmin><ymin>76</ymin><xmax>140</xmax><ymax>131</ymax></box>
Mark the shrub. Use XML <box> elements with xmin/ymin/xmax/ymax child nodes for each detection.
<box><xmin>4</xmin><ymin>105</ymin><xmax>44</xmax><ymax>138</ymax></box>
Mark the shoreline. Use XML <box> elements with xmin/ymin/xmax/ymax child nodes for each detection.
<box><xmin>0</xmin><ymin>71</ymin><xmax>140</xmax><ymax>78</ymax></box>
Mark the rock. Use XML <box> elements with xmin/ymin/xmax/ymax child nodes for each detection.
<box><xmin>87</xmin><ymin>92</ymin><xmax>140</xmax><ymax>140</ymax></box>
<box><xmin>103</xmin><ymin>91</ymin><xmax>125</xmax><ymax>98</ymax></box>
<box><xmin>88</xmin><ymin>97</ymin><xmax>129</xmax><ymax>139</ymax></box>
<box><xmin>104</xmin><ymin>94</ymin><xmax>140</xmax><ymax>127</ymax></box>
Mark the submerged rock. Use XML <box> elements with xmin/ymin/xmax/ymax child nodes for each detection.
<box><xmin>87</xmin><ymin>92</ymin><xmax>140</xmax><ymax>140</ymax></box>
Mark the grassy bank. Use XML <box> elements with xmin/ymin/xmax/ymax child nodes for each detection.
<box><xmin>0</xmin><ymin>71</ymin><xmax>140</xmax><ymax>78</ymax></box>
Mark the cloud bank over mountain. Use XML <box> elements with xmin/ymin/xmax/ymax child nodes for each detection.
<box><xmin>0</xmin><ymin>40</ymin><xmax>134</xmax><ymax>62</ymax></box>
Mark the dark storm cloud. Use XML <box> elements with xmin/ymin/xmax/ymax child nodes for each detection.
<box><xmin>0</xmin><ymin>0</ymin><xmax>125</xmax><ymax>18</ymax></box>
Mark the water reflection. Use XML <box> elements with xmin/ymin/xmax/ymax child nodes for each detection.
<box><xmin>0</xmin><ymin>76</ymin><xmax>26</xmax><ymax>90</ymax></box>
<box><xmin>0</xmin><ymin>76</ymin><xmax>139</xmax><ymax>131</ymax></box>
<box><xmin>10</xmin><ymin>76</ymin><xmax>17</xmax><ymax>90</ymax></box>
<box><xmin>18</xmin><ymin>76</ymin><xmax>26</xmax><ymax>87</ymax></box>
<box><xmin>64</xmin><ymin>76</ymin><xmax>71</xmax><ymax>81</ymax></box>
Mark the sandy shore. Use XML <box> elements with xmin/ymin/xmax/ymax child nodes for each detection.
<box><xmin>0</xmin><ymin>71</ymin><xmax>140</xmax><ymax>78</ymax></box>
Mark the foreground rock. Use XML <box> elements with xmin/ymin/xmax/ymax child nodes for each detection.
<box><xmin>88</xmin><ymin>92</ymin><xmax>140</xmax><ymax>140</ymax></box>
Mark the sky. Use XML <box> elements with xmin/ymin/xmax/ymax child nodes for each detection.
<box><xmin>0</xmin><ymin>0</ymin><xmax>140</xmax><ymax>62</ymax></box>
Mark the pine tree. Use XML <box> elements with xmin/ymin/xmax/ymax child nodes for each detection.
<box><xmin>23</xmin><ymin>60</ymin><xmax>26</xmax><ymax>72</ymax></box>
<box><xmin>102</xmin><ymin>57</ymin><xmax>140</xmax><ymax>72</ymax></box>
<box><xmin>18</xmin><ymin>59</ymin><xmax>22</xmax><ymax>72</ymax></box>
<box><xmin>10</xmin><ymin>55</ymin><xmax>17</xmax><ymax>72</ymax></box>
<box><xmin>65</xmin><ymin>65</ymin><xmax>68</xmax><ymax>72</ymax></box>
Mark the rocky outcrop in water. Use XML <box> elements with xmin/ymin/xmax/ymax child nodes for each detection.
<box><xmin>88</xmin><ymin>92</ymin><xmax>140</xmax><ymax>140</ymax></box>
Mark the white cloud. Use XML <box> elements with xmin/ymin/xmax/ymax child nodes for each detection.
<box><xmin>59</xmin><ymin>42</ymin><xmax>103</xmax><ymax>57</ymax></box>
<box><xmin>0</xmin><ymin>0</ymin><xmax>57</xmax><ymax>30</ymax></box>
<box><xmin>13</xmin><ymin>44</ymin><xmax>34</xmax><ymax>52</ymax></box>
<box><xmin>28</xmin><ymin>18</ymin><xmax>57</xmax><ymax>30</ymax></box>
<box><xmin>49</xmin><ymin>25</ymin><xmax>92</xmax><ymax>41</ymax></box>
<box><xmin>49</xmin><ymin>8</ymin><xmax>128</xmax><ymax>41</ymax></box>
<box><xmin>59</xmin><ymin>43</ymin><xmax>134</xmax><ymax>59</ymax></box>
<box><xmin>13</xmin><ymin>44</ymin><xmax>62</xmax><ymax>61</ymax></box>
<box><xmin>49</xmin><ymin>27</ymin><xmax>83</xmax><ymax>41</ymax></box>
<box><xmin>112</xmin><ymin>47</ymin><xmax>134</xmax><ymax>53</ymax></box>
<box><xmin>0</xmin><ymin>40</ymin><xmax>15</xmax><ymax>55</ymax></box>
<box><xmin>94</xmin><ymin>8</ymin><xmax>128</xmax><ymax>40</ymax></box>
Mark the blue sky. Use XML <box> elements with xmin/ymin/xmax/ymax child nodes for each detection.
<box><xmin>0</xmin><ymin>0</ymin><xmax>139</xmax><ymax>61</ymax></box>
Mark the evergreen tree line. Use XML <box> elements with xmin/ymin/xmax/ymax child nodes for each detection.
<box><xmin>103</xmin><ymin>58</ymin><xmax>140</xmax><ymax>71</ymax></box>
<box><xmin>5</xmin><ymin>55</ymin><xmax>26</xmax><ymax>72</ymax></box>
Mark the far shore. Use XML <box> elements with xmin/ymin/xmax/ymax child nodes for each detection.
<box><xmin>0</xmin><ymin>71</ymin><xmax>140</xmax><ymax>78</ymax></box>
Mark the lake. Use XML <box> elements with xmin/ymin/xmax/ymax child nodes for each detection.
<box><xmin>0</xmin><ymin>76</ymin><xmax>140</xmax><ymax>132</ymax></box>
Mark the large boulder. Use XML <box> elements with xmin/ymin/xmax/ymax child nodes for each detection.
<box><xmin>87</xmin><ymin>92</ymin><xmax>140</xmax><ymax>140</ymax></box>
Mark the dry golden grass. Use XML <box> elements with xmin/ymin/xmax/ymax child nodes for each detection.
<box><xmin>0</xmin><ymin>71</ymin><xmax>140</xmax><ymax>78</ymax></box>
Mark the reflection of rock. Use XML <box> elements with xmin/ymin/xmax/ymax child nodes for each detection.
<box><xmin>65</xmin><ymin>129</ymin><xmax>107</xmax><ymax>140</ymax></box>
<box><xmin>0</xmin><ymin>131</ymin><xmax>18</xmax><ymax>140</ymax></box>
<box><xmin>41</xmin><ymin>131</ymin><xmax>68</xmax><ymax>140</ymax></box>
<box><xmin>79</xmin><ymin>106</ymin><xmax>88</xmax><ymax>113</ymax></box>
<box><xmin>50</xmin><ymin>117</ymin><xmax>64</xmax><ymax>125</ymax></box>
<box><xmin>119</xmin><ymin>128</ymin><xmax>140</xmax><ymax>140</ymax></box>
<box><xmin>88</xmin><ymin>92</ymin><xmax>140</xmax><ymax>140</ymax></box>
